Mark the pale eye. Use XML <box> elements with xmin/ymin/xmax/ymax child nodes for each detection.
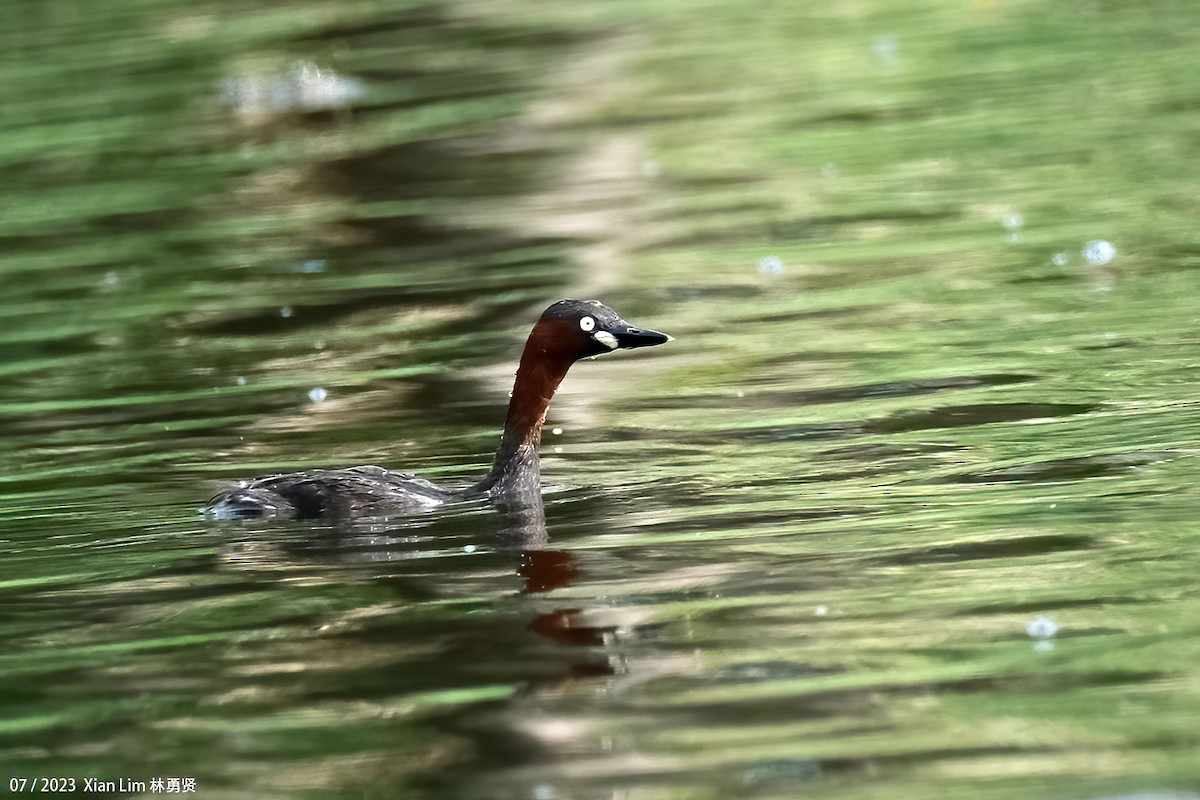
<box><xmin>579</xmin><ymin>316</ymin><xmax>596</xmax><ymax>332</ymax></box>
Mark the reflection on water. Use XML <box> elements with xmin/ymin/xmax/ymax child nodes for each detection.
<box><xmin>220</xmin><ymin>61</ymin><xmax>365</xmax><ymax>120</ymax></box>
<box><xmin>5</xmin><ymin>0</ymin><xmax>1200</xmax><ymax>798</ymax></box>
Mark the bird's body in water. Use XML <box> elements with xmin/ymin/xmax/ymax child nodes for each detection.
<box><xmin>205</xmin><ymin>299</ymin><xmax>671</xmax><ymax>520</ymax></box>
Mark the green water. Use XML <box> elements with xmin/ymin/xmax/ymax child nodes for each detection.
<box><xmin>4</xmin><ymin>0</ymin><xmax>1200</xmax><ymax>798</ymax></box>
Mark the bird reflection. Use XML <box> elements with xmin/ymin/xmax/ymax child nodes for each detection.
<box><xmin>215</xmin><ymin>491</ymin><xmax>617</xmax><ymax>679</ymax></box>
<box><xmin>496</xmin><ymin>499</ymin><xmax>616</xmax><ymax>663</ymax></box>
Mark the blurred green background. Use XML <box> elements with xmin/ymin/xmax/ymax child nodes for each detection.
<box><xmin>3</xmin><ymin>1</ymin><xmax>1200</xmax><ymax>798</ymax></box>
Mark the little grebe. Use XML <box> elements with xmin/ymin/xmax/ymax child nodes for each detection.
<box><xmin>205</xmin><ymin>299</ymin><xmax>671</xmax><ymax>519</ymax></box>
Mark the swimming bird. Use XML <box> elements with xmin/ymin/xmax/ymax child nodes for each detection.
<box><xmin>205</xmin><ymin>299</ymin><xmax>671</xmax><ymax>520</ymax></box>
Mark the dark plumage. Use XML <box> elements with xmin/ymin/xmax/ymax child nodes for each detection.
<box><xmin>206</xmin><ymin>466</ymin><xmax>451</xmax><ymax>520</ymax></box>
<box><xmin>205</xmin><ymin>300</ymin><xmax>671</xmax><ymax>520</ymax></box>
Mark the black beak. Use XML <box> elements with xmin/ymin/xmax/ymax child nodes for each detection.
<box><xmin>612</xmin><ymin>322</ymin><xmax>672</xmax><ymax>350</ymax></box>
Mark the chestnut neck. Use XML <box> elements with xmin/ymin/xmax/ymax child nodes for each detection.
<box><xmin>472</xmin><ymin>326</ymin><xmax>575</xmax><ymax>500</ymax></box>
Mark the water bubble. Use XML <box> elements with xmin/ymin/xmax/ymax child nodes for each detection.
<box><xmin>870</xmin><ymin>35</ymin><xmax>900</xmax><ymax>68</ymax></box>
<box><xmin>1026</xmin><ymin>615</ymin><xmax>1058</xmax><ymax>639</ymax></box>
<box><xmin>308</xmin><ymin>387</ymin><xmax>328</xmax><ymax>403</ymax></box>
<box><xmin>463</xmin><ymin>544</ymin><xmax>477</xmax><ymax>554</ymax></box>
<box><xmin>101</xmin><ymin>270</ymin><xmax>121</xmax><ymax>287</ymax></box>
<box><xmin>1052</xmin><ymin>252</ymin><xmax>1069</xmax><ymax>267</ymax></box>
<box><xmin>758</xmin><ymin>255</ymin><xmax>785</xmax><ymax>276</ymax></box>
<box><xmin>1083</xmin><ymin>240</ymin><xmax>1116</xmax><ymax>266</ymax></box>
<box><xmin>553</xmin><ymin>446</ymin><xmax>563</xmax><ymax>454</ymax></box>
<box><xmin>280</xmin><ymin>306</ymin><xmax>294</xmax><ymax>318</ymax></box>
<box><xmin>551</xmin><ymin>427</ymin><xmax>563</xmax><ymax>435</ymax></box>
<box><xmin>1001</xmin><ymin>214</ymin><xmax>1025</xmax><ymax>243</ymax></box>
<box><xmin>235</xmin><ymin>376</ymin><xmax>247</xmax><ymax>386</ymax></box>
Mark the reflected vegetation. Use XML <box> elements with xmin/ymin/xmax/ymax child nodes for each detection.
<box><xmin>4</xmin><ymin>0</ymin><xmax>1200</xmax><ymax>798</ymax></box>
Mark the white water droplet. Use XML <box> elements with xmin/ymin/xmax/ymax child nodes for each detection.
<box><xmin>235</xmin><ymin>376</ymin><xmax>247</xmax><ymax>386</ymax></box>
<box><xmin>1002</xmin><ymin>212</ymin><xmax>1024</xmax><ymax>231</ymax></box>
<box><xmin>815</xmin><ymin>605</ymin><xmax>829</xmax><ymax>616</ymax></box>
<box><xmin>551</xmin><ymin>427</ymin><xmax>563</xmax><ymax>435</ymax></box>
<box><xmin>463</xmin><ymin>544</ymin><xmax>477</xmax><ymax>554</ymax></box>
<box><xmin>1083</xmin><ymin>240</ymin><xmax>1116</xmax><ymax>266</ymax></box>
<box><xmin>758</xmin><ymin>255</ymin><xmax>785</xmax><ymax>276</ymax></box>
<box><xmin>870</xmin><ymin>35</ymin><xmax>900</xmax><ymax>67</ymax></box>
<box><xmin>280</xmin><ymin>306</ymin><xmax>293</xmax><ymax>318</ymax></box>
<box><xmin>1026</xmin><ymin>616</ymin><xmax>1058</xmax><ymax>639</ymax></box>
<box><xmin>308</xmin><ymin>387</ymin><xmax>328</xmax><ymax>403</ymax></box>
<box><xmin>553</xmin><ymin>446</ymin><xmax>563</xmax><ymax>454</ymax></box>
<box><xmin>1052</xmin><ymin>252</ymin><xmax>1069</xmax><ymax>267</ymax></box>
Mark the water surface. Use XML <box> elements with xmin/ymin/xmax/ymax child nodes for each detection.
<box><xmin>4</xmin><ymin>1</ymin><xmax>1200</xmax><ymax>798</ymax></box>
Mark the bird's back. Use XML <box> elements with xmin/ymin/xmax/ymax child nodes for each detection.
<box><xmin>205</xmin><ymin>465</ymin><xmax>453</xmax><ymax>520</ymax></box>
